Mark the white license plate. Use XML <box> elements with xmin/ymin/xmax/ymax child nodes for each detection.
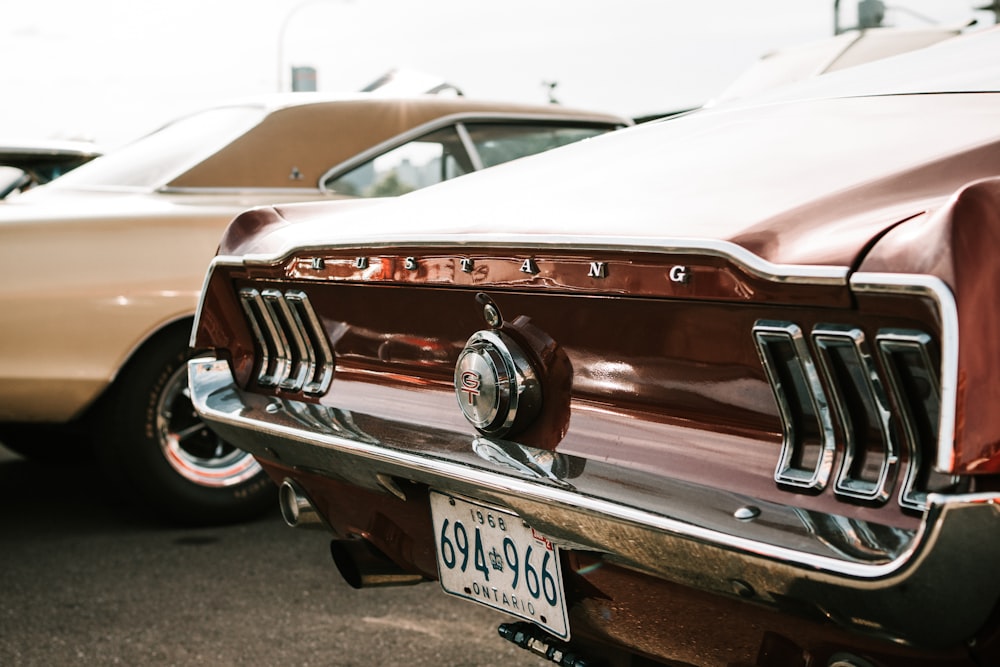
<box><xmin>429</xmin><ymin>491</ymin><xmax>569</xmax><ymax>639</ymax></box>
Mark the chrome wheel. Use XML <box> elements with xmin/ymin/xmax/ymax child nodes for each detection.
<box><xmin>156</xmin><ymin>365</ymin><xmax>262</xmax><ymax>488</ymax></box>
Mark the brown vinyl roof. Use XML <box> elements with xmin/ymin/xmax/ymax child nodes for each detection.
<box><xmin>167</xmin><ymin>95</ymin><xmax>626</xmax><ymax>189</ymax></box>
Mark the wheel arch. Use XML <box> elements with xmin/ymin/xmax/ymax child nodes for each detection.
<box><xmin>82</xmin><ymin>314</ymin><xmax>196</xmax><ymax>423</ymax></box>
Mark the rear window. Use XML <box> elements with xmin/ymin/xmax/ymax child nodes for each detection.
<box><xmin>466</xmin><ymin>124</ymin><xmax>610</xmax><ymax>168</ymax></box>
<box><xmin>322</xmin><ymin>122</ymin><xmax>613</xmax><ymax>198</ymax></box>
<box><xmin>50</xmin><ymin>106</ymin><xmax>267</xmax><ymax>190</ymax></box>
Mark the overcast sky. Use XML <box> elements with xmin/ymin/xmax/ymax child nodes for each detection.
<box><xmin>1</xmin><ymin>0</ymin><xmax>993</xmax><ymax>147</ymax></box>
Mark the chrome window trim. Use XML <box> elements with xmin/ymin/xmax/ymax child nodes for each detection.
<box><xmin>157</xmin><ymin>186</ymin><xmax>329</xmax><ymax>195</ymax></box>
<box><xmin>753</xmin><ymin>321</ymin><xmax>836</xmax><ymax>491</ymax></box>
<box><xmin>454</xmin><ymin>122</ymin><xmax>485</xmax><ymax>171</ymax></box>
<box><xmin>850</xmin><ymin>273</ymin><xmax>958</xmax><ymax>474</ymax></box>
<box><xmin>317</xmin><ymin>112</ymin><xmax>622</xmax><ymax>193</ymax></box>
<box><xmin>811</xmin><ymin>324</ymin><xmax>898</xmax><ymax>504</ymax></box>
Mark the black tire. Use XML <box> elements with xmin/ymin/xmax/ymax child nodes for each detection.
<box><xmin>95</xmin><ymin>322</ymin><xmax>275</xmax><ymax>525</ymax></box>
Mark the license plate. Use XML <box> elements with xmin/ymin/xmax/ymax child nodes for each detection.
<box><xmin>429</xmin><ymin>491</ymin><xmax>569</xmax><ymax>639</ymax></box>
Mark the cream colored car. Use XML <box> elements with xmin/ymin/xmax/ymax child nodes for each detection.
<box><xmin>0</xmin><ymin>93</ymin><xmax>627</xmax><ymax>524</ymax></box>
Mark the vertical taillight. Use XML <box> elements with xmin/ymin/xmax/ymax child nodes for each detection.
<box><xmin>753</xmin><ymin>321</ymin><xmax>836</xmax><ymax>491</ymax></box>
<box><xmin>754</xmin><ymin>320</ymin><xmax>951</xmax><ymax>511</ymax></box>
<box><xmin>812</xmin><ymin>325</ymin><xmax>898</xmax><ymax>504</ymax></box>
<box><xmin>877</xmin><ymin>330</ymin><xmax>956</xmax><ymax>511</ymax></box>
<box><xmin>238</xmin><ymin>287</ymin><xmax>334</xmax><ymax>395</ymax></box>
<box><xmin>285</xmin><ymin>290</ymin><xmax>334</xmax><ymax>395</ymax></box>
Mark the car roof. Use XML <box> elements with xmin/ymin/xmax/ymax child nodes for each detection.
<box><xmin>164</xmin><ymin>94</ymin><xmax>629</xmax><ymax>189</ymax></box>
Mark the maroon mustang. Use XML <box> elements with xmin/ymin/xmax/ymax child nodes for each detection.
<box><xmin>189</xmin><ymin>28</ymin><xmax>1000</xmax><ymax>666</ymax></box>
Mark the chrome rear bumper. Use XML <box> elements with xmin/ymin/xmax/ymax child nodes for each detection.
<box><xmin>189</xmin><ymin>357</ymin><xmax>1000</xmax><ymax>648</ymax></box>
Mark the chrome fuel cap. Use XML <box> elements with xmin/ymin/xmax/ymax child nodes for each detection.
<box><xmin>455</xmin><ymin>329</ymin><xmax>540</xmax><ymax>436</ymax></box>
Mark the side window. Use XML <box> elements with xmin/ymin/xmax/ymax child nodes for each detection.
<box><xmin>323</xmin><ymin>126</ymin><xmax>472</xmax><ymax>197</ymax></box>
<box><xmin>464</xmin><ymin>124</ymin><xmax>610</xmax><ymax>168</ymax></box>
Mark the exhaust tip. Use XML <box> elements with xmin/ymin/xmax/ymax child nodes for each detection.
<box><xmin>278</xmin><ymin>479</ymin><xmax>323</xmax><ymax>529</ymax></box>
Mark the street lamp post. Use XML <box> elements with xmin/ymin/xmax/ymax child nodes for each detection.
<box><xmin>276</xmin><ymin>0</ymin><xmax>351</xmax><ymax>92</ymax></box>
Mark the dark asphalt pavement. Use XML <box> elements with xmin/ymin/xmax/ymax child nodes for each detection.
<box><xmin>0</xmin><ymin>444</ymin><xmax>550</xmax><ymax>667</ymax></box>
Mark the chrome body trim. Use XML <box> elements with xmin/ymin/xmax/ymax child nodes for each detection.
<box><xmin>812</xmin><ymin>324</ymin><xmax>899</xmax><ymax>504</ymax></box>
<box><xmin>284</xmin><ymin>290</ymin><xmax>335</xmax><ymax>395</ymax></box>
<box><xmin>238</xmin><ymin>288</ymin><xmax>285</xmax><ymax>386</ymax></box>
<box><xmin>850</xmin><ymin>274</ymin><xmax>958</xmax><ymax>473</ymax></box>
<box><xmin>237</xmin><ymin>288</ymin><xmax>333</xmax><ymax>395</ymax></box>
<box><xmin>261</xmin><ymin>288</ymin><xmax>312</xmax><ymax>391</ymax></box>
<box><xmin>188</xmin><ymin>356</ymin><xmax>1000</xmax><ymax>648</ymax></box>
<box><xmin>190</xmin><ymin>257</ymin><xmax>218</xmax><ymax>349</ymax></box>
<box><xmin>454</xmin><ymin>122</ymin><xmax>485</xmax><ymax>171</ymax></box>
<box><xmin>752</xmin><ymin>321</ymin><xmax>836</xmax><ymax>491</ymax></box>
<box><xmin>208</xmin><ymin>234</ymin><xmax>849</xmax><ymax>285</ymax></box>
<box><xmin>876</xmin><ymin>329</ymin><xmax>957</xmax><ymax>511</ymax></box>
<box><xmin>455</xmin><ymin>329</ymin><xmax>541</xmax><ymax>436</ymax></box>
<box><xmin>196</xmin><ymin>259</ymin><xmax>953</xmax><ymax>476</ymax></box>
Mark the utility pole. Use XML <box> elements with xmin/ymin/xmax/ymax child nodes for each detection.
<box><xmin>277</xmin><ymin>0</ymin><xmax>352</xmax><ymax>92</ymax></box>
<box><xmin>977</xmin><ymin>1</ymin><xmax>1000</xmax><ymax>23</ymax></box>
<box><xmin>834</xmin><ymin>0</ymin><xmax>886</xmax><ymax>34</ymax></box>
<box><xmin>858</xmin><ymin>0</ymin><xmax>886</xmax><ymax>28</ymax></box>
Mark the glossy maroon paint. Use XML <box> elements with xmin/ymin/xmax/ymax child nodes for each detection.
<box><xmin>196</xmin><ymin>246</ymin><xmax>943</xmax><ymax>529</ymax></box>
<box><xmin>191</xmin><ymin>32</ymin><xmax>1000</xmax><ymax>665</ymax></box>
<box><xmin>860</xmin><ymin>178</ymin><xmax>1000</xmax><ymax>474</ymax></box>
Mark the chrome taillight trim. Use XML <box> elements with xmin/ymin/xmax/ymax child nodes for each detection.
<box><xmin>753</xmin><ymin>321</ymin><xmax>836</xmax><ymax>491</ymax></box>
<box><xmin>851</xmin><ymin>273</ymin><xmax>957</xmax><ymax>474</ymax></box>
<box><xmin>238</xmin><ymin>287</ymin><xmax>333</xmax><ymax>395</ymax></box>
<box><xmin>285</xmin><ymin>290</ymin><xmax>335</xmax><ymax>395</ymax></box>
<box><xmin>188</xmin><ymin>356</ymin><xmax>1000</xmax><ymax>649</ymax></box>
<box><xmin>876</xmin><ymin>329</ymin><xmax>957</xmax><ymax>511</ymax></box>
<box><xmin>239</xmin><ymin>288</ymin><xmax>286</xmax><ymax>387</ymax></box>
<box><xmin>756</xmin><ymin>319</ymin><xmax>949</xmax><ymax>510</ymax></box>
<box><xmin>812</xmin><ymin>325</ymin><xmax>898</xmax><ymax>504</ymax></box>
<box><xmin>261</xmin><ymin>289</ymin><xmax>312</xmax><ymax>391</ymax></box>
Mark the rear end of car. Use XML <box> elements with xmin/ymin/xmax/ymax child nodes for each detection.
<box><xmin>188</xmin><ymin>225</ymin><xmax>1000</xmax><ymax>665</ymax></box>
<box><xmin>186</xmin><ymin>30</ymin><xmax>1000</xmax><ymax>663</ymax></box>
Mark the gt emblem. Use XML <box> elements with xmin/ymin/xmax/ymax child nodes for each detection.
<box><xmin>455</xmin><ymin>329</ymin><xmax>541</xmax><ymax>437</ymax></box>
<box><xmin>459</xmin><ymin>370</ymin><xmax>482</xmax><ymax>404</ymax></box>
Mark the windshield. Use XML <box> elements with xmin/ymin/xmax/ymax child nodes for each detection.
<box><xmin>49</xmin><ymin>105</ymin><xmax>267</xmax><ymax>190</ymax></box>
